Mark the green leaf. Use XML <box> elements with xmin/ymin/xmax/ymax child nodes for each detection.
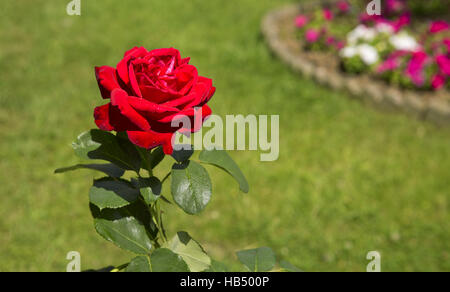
<box><xmin>149</xmin><ymin>146</ymin><xmax>165</xmax><ymax>169</ymax></box>
<box><xmin>116</xmin><ymin>133</ymin><xmax>143</xmax><ymax>170</ymax></box>
<box><xmin>89</xmin><ymin>178</ymin><xmax>139</xmax><ymax>210</ymax></box>
<box><xmin>54</xmin><ymin>163</ymin><xmax>125</xmax><ymax>178</ymax></box>
<box><xmin>126</xmin><ymin>256</ymin><xmax>151</xmax><ymax>272</ymax></box>
<box><xmin>164</xmin><ymin>231</ymin><xmax>211</xmax><ymax>272</ymax></box>
<box><xmin>199</xmin><ymin>149</ymin><xmax>249</xmax><ymax>193</ymax></box>
<box><xmin>72</xmin><ymin>130</ymin><xmax>141</xmax><ymax>171</ymax></box>
<box><xmin>171</xmin><ymin>161</ymin><xmax>212</xmax><ymax>215</ymax></box>
<box><xmin>171</xmin><ymin>145</ymin><xmax>194</xmax><ymax>163</ymax></box>
<box><xmin>135</xmin><ymin>145</ymin><xmax>166</xmax><ymax>171</ymax></box>
<box><xmin>126</xmin><ymin>249</ymin><xmax>190</xmax><ymax>272</ymax></box>
<box><xmin>204</xmin><ymin>260</ymin><xmax>228</xmax><ymax>272</ymax></box>
<box><xmin>150</xmin><ymin>248</ymin><xmax>190</xmax><ymax>272</ymax></box>
<box><xmin>280</xmin><ymin>260</ymin><xmax>302</xmax><ymax>272</ymax></box>
<box><xmin>72</xmin><ymin>130</ymin><xmax>101</xmax><ymax>159</ymax></box>
<box><xmin>137</xmin><ymin>177</ymin><xmax>162</xmax><ymax>205</ymax></box>
<box><xmin>132</xmin><ymin>177</ymin><xmax>172</xmax><ymax>205</ymax></box>
<box><xmin>236</xmin><ymin>247</ymin><xmax>276</xmax><ymax>272</ymax></box>
<box><xmin>90</xmin><ymin>204</ymin><xmax>153</xmax><ymax>254</ymax></box>
<box><xmin>82</xmin><ymin>266</ymin><xmax>115</xmax><ymax>272</ymax></box>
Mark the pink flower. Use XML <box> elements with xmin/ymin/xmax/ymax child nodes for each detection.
<box><xmin>377</xmin><ymin>58</ymin><xmax>399</xmax><ymax>73</ymax></box>
<box><xmin>432</xmin><ymin>74</ymin><xmax>446</xmax><ymax>90</ymax></box>
<box><xmin>406</xmin><ymin>51</ymin><xmax>428</xmax><ymax>86</ymax></box>
<box><xmin>391</xmin><ymin>50</ymin><xmax>410</xmax><ymax>58</ymax></box>
<box><xmin>295</xmin><ymin>15</ymin><xmax>309</xmax><ymax>28</ymax></box>
<box><xmin>323</xmin><ymin>9</ymin><xmax>333</xmax><ymax>21</ymax></box>
<box><xmin>392</xmin><ymin>13</ymin><xmax>410</xmax><ymax>32</ymax></box>
<box><xmin>305</xmin><ymin>29</ymin><xmax>320</xmax><ymax>43</ymax></box>
<box><xmin>386</xmin><ymin>0</ymin><xmax>407</xmax><ymax>14</ymax></box>
<box><xmin>436</xmin><ymin>55</ymin><xmax>450</xmax><ymax>76</ymax></box>
<box><xmin>337</xmin><ymin>1</ymin><xmax>350</xmax><ymax>13</ymax></box>
<box><xmin>364</xmin><ymin>13</ymin><xmax>409</xmax><ymax>32</ymax></box>
<box><xmin>360</xmin><ymin>13</ymin><xmax>379</xmax><ymax>24</ymax></box>
<box><xmin>326</xmin><ymin>36</ymin><xmax>335</xmax><ymax>46</ymax></box>
<box><xmin>377</xmin><ymin>50</ymin><xmax>408</xmax><ymax>73</ymax></box>
<box><xmin>444</xmin><ymin>39</ymin><xmax>450</xmax><ymax>53</ymax></box>
<box><xmin>335</xmin><ymin>41</ymin><xmax>345</xmax><ymax>50</ymax></box>
<box><xmin>430</xmin><ymin>21</ymin><xmax>450</xmax><ymax>34</ymax></box>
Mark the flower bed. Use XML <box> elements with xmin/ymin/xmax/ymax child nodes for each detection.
<box><xmin>261</xmin><ymin>1</ymin><xmax>450</xmax><ymax>125</ymax></box>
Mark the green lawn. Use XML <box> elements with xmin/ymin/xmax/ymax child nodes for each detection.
<box><xmin>0</xmin><ymin>0</ymin><xmax>449</xmax><ymax>272</ymax></box>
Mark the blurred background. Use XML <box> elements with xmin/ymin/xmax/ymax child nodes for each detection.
<box><xmin>0</xmin><ymin>0</ymin><xmax>449</xmax><ymax>271</ymax></box>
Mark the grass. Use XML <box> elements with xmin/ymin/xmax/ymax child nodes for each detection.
<box><xmin>0</xmin><ymin>0</ymin><xmax>449</xmax><ymax>272</ymax></box>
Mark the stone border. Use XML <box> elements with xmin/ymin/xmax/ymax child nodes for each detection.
<box><xmin>261</xmin><ymin>3</ymin><xmax>450</xmax><ymax>126</ymax></box>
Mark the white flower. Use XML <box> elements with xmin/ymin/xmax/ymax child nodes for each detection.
<box><xmin>340</xmin><ymin>46</ymin><xmax>358</xmax><ymax>58</ymax></box>
<box><xmin>375</xmin><ymin>23</ymin><xmax>394</xmax><ymax>34</ymax></box>
<box><xmin>340</xmin><ymin>44</ymin><xmax>379</xmax><ymax>65</ymax></box>
<box><xmin>357</xmin><ymin>44</ymin><xmax>379</xmax><ymax>65</ymax></box>
<box><xmin>362</xmin><ymin>28</ymin><xmax>377</xmax><ymax>41</ymax></box>
<box><xmin>347</xmin><ymin>25</ymin><xmax>366</xmax><ymax>44</ymax></box>
<box><xmin>347</xmin><ymin>25</ymin><xmax>377</xmax><ymax>44</ymax></box>
<box><xmin>389</xmin><ymin>33</ymin><xmax>420</xmax><ymax>51</ymax></box>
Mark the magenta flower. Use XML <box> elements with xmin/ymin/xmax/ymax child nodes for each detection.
<box><xmin>392</xmin><ymin>13</ymin><xmax>410</xmax><ymax>32</ymax></box>
<box><xmin>323</xmin><ymin>9</ymin><xmax>333</xmax><ymax>21</ymax></box>
<box><xmin>377</xmin><ymin>51</ymin><xmax>408</xmax><ymax>73</ymax></box>
<box><xmin>386</xmin><ymin>0</ymin><xmax>407</xmax><ymax>14</ymax></box>
<box><xmin>295</xmin><ymin>15</ymin><xmax>309</xmax><ymax>29</ymax></box>
<box><xmin>430</xmin><ymin>21</ymin><xmax>450</xmax><ymax>34</ymax></box>
<box><xmin>392</xmin><ymin>50</ymin><xmax>410</xmax><ymax>58</ymax></box>
<box><xmin>359</xmin><ymin>13</ymin><xmax>380</xmax><ymax>24</ymax></box>
<box><xmin>377</xmin><ymin>58</ymin><xmax>399</xmax><ymax>73</ymax></box>
<box><xmin>335</xmin><ymin>41</ymin><xmax>345</xmax><ymax>50</ymax></box>
<box><xmin>305</xmin><ymin>29</ymin><xmax>320</xmax><ymax>43</ymax></box>
<box><xmin>326</xmin><ymin>36</ymin><xmax>335</xmax><ymax>46</ymax></box>
<box><xmin>337</xmin><ymin>1</ymin><xmax>350</xmax><ymax>13</ymax></box>
<box><xmin>436</xmin><ymin>55</ymin><xmax>450</xmax><ymax>76</ymax></box>
<box><xmin>406</xmin><ymin>51</ymin><xmax>428</xmax><ymax>86</ymax></box>
<box><xmin>444</xmin><ymin>39</ymin><xmax>450</xmax><ymax>53</ymax></box>
<box><xmin>432</xmin><ymin>74</ymin><xmax>446</xmax><ymax>90</ymax></box>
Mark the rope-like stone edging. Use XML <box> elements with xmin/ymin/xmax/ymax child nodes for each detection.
<box><xmin>261</xmin><ymin>3</ymin><xmax>450</xmax><ymax>126</ymax></box>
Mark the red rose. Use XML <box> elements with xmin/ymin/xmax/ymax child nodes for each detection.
<box><xmin>93</xmin><ymin>47</ymin><xmax>215</xmax><ymax>154</ymax></box>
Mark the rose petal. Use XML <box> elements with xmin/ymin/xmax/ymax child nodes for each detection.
<box><xmin>127</xmin><ymin>96</ymin><xmax>180</xmax><ymax>122</ymax></box>
<box><xmin>172</xmin><ymin>64</ymin><xmax>198</xmax><ymax>95</ymax></box>
<box><xmin>110</xmin><ymin>89</ymin><xmax>151</xmax><ymax>131</ymax></box>
<box><xmin>94</xmin><ymin>103</ymin><xmax>141</xmax><ymax>132</ymax></box>
<box><xmin>94</xmin><ymin>104</ymin><xmax>114</xmax><ymax>131</ymax></box>
<box><xmin>127</xmin><ymin>130</ymin><xmax>174</xmax><ymax>154</ymax></box>
<box><xmin>197</xmin><ymin>76</ymin><xmax>215</xmax><ymax>104</ymax></box>
<box><xmin>181</xmin><ymin>57</ymin><xmax>191</xmax><ymax>65</ymax></box>
<box><xmin>146</xmin><ymin>48</ymin><xmax>182</xmax><ymax>66</ymax></box>
<box><xmin>178</xmin><ymin>105</ymin><xmax>212</xmax><ymax>135</ymax></box>
<box><xmin>117</xmin><ymin>47</ymin><xmax>148</xmax><ymax>85</ymax></box>
<box><xmin>128</xmin><ymin>62</ymin><xmax>143</xmax><ymax>97</ymax></box>
<box><xmin>95</xmin><ymin>66</ymin><xmax>121</xmax><ymax>99</ymax></box>
<box><xmin>140</xmin><ymin>85</ymin><xmax>182</xmax><ymax>104</ymax></box>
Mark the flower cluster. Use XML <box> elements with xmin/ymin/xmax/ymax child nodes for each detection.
<box><xmin>377</xmin><ymin>34</ymin><xmax>449</xmax><ymax>90</ymax></box>
<box><xmin>294</xmin><ymin>1</ymin><xmax>449</xmax><ymax>91</ymax></box>
<box><xmin>294</xmin><ymin>1</ymin><xmax>351</xmax><ymax>51</ymax></box>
